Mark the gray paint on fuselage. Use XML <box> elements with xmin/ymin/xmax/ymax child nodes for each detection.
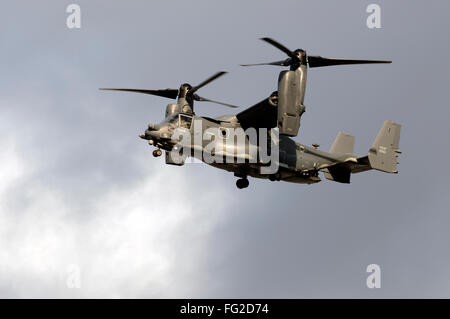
<box><xmin>177</xmin><ymin>115</ymin><xmax>350</xmax><ymax>183</ymax></box>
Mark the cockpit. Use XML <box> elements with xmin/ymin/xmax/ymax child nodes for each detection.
<box><xmin>179</xmin><ymin>114</ymin><xmax>193</xmax><ymax>129</ymax></box>
<box><xmin>166</xmin><ymin>113</ymin><xmax>193</xmax><ymax>130</ymax></box>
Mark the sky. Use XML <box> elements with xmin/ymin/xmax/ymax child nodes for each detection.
<box><xmin>0</xmin><ymin>0</ymin><xmax>450</xmax><ymax>298</ymax></box>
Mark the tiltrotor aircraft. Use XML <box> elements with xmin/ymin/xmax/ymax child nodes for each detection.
<box><xmin>101</xmin><ymin>38</ymin><xmax>401</xmax><ymax>189</ymax></box>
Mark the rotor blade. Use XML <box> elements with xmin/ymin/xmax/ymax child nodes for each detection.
<box><xmin>189</xmin><ymin>71</ymin><xmax>227</xmax><ymax>94</ymax></box>
<box><xmin>193</xmin><ymin>94</ymin><xmax>239</xmax><ymax>108</ymax></box>
<box><xmin>99</xmin><ymin>88</ymin><xmax>178</xmax><ymax>99</ymax></box>
<box><xmin>260</xmin><ymin>37</ymin><xmax>297</xmax><ymax>59</ymax></box>
<box><xmin>240</xmin><ymin>59</ymin><xmax>291</xmax><ymax>67</ymax></box>
<box><xmin>307</xmin><ymin>56</ymin><xmax>392</xmax><ymax>68</ymax></box>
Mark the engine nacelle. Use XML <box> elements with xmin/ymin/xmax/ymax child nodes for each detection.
<box><xmin>277</xmin><ymin>66</ymin><xmax>307</xmax><ymax>136</ymax></box>
<box><xmin>165</xmin><ymin>103</ymin><xmax>182</xmax><ymax>118</ymax></box>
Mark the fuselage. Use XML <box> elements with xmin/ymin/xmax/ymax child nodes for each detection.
<box><xmin>143</xmin><ymin>112</ymin><xmax>355</xmax><ymax>184</ymax></box>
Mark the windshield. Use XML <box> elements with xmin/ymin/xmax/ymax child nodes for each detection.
<box><xmin>165</xmin><ymin>114</ymin><xmax>179</xmax><ymax>125</ymax></box>
<box><xmin>179</xmin><ymin>114</ymin><xmax>193</xmax><ymax>129</ymax></box>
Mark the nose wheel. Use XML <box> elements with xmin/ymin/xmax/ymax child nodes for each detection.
<box><xmin>152</xmin><ymin>149</ymin><xmax>162</xmax><ymax>157</ymax></box>
<box><xmin>236</xmin><ymin>178</ymin><xmax>249</xmax><ymax>189</ymax></box>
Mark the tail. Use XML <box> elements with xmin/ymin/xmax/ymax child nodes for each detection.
<box><xmin>329</xmin><ymin>131</ymin><xmax>355</xmax><ymax>154</ymax></box>
<box><xmin>368</xmin><ymin>120</ymin><xmax>402</xmax><ymax>173</ymax></box>
<box><xmin>323</xmin><ymin>120</ymin><xmax>402</xmax><ymax>183</ymax></box>
<box><xmin>323</xmin><ymin>132</ymin><xmax>355</xmax><ymax>183</ymax></box>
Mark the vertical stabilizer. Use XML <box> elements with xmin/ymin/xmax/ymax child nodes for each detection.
<box><xmin>324</xmin><ymin>131</ymin><xmax>355</xmax><ymax>183</ymax></box>
<box><xmin>368</xmin><ymin>120</ymin><xmax>402</xmax><ymax>173</ymax></box>
<box><xmin>329</xmin><ymin>131</ymin><xmax>355</xmax><ymax>154</ymax></box>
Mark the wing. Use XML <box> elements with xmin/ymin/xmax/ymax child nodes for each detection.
<box><xmin>235</xmin><ymin>93</ymin><xmax>278</xmax><ymax>131</ymax></box>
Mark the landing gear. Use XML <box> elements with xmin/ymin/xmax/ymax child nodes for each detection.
<box><xmin>236</xmin><ymin>178</ymin><xmax>249</xmax><ymax>189</ymax></box>
<box><xmin>152</xmin><ymin>149</ymin><xmax>162</xmax><ymax>157</ymax></box>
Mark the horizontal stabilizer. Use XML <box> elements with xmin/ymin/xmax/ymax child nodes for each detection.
<box><xmin>324</xmin><ymin>165</ymin><xmax>351</xmax><ymax>183</ymax></box>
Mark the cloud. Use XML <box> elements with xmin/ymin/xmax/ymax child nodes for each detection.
<box><xmin>2</xmin><ymin>0</ymin><xmax>450</xmax><ymax>298</ymax></box>
<box><xmin>0</xmin><ymin>129</ymin><xmax>227</xmax><ymax>297</ymax></box>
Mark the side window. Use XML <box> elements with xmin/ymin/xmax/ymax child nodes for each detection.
<box><xmin>179</xmin><ymin>114</ymin><xmax>193</xmax><ymax>129</ymax></box>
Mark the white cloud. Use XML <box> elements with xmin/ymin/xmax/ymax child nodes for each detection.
<box><xmin>0</xmin><ymin>136</ymin><xmax>26</xmax><ymax>195</ymax></box>
<box><xmin>0</xmin><ymin>133</ymin><xmax>226</xmax><ymax>298</ymax></box>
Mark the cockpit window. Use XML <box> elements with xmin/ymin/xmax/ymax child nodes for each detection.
<box><xmin>166</xmin><ymin>114</ymin><xmax>179</xmax><ymax>125</ymax></box>
<box><xmin>179</xmin><ymin>114</ymin><xmax>193</xmax><ymax>129</ymax></box>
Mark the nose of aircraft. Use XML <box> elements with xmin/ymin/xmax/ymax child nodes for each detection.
<box><xmin>140</xmin><ymin>129</ymin><xmax>160</xmax><ymax>140</ymax></box>
<box><xmin>139</xmin><ymin>123</ymin><xmax>172</xmax><ymax>141</ymax></box>
<box><xmin>139</xmin><ymin>123</ymin><xmax>159</xmax><ymax>140</ymax></box>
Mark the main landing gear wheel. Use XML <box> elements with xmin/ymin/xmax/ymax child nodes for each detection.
<box><xmin>152</xmin><ymin>149</ymin><xmax>162</xmax><ymax>157</ymax></box>
<box><xmin>236</xmin><ymin>178</ymin><xmax>249</xmax><ymax>189</ymax></box>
